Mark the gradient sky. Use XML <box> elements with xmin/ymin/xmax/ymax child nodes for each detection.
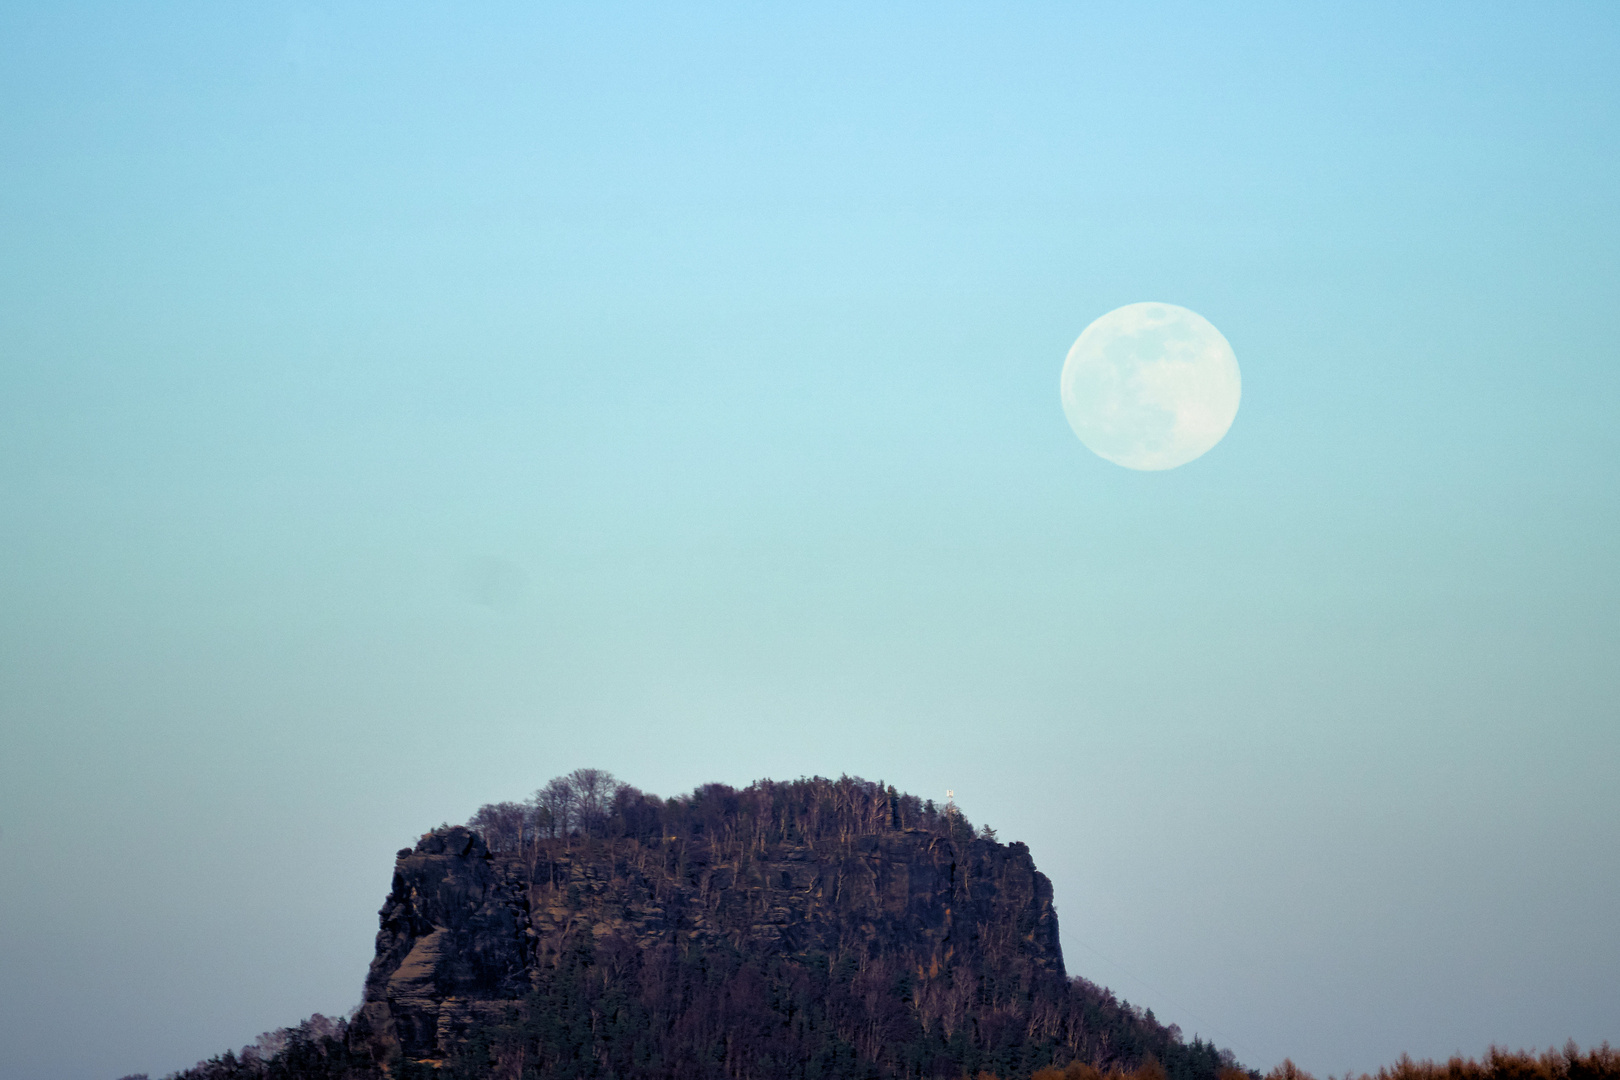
<box><xmin>2</xmin><ymin>4</ymin><xmax>1617</xmax><ymax>1079</ymax></box>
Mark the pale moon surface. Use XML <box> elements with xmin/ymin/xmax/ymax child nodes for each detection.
<box><xmin>1060</xmin><ymin>302</ymin><xmax>1241</xmax><ymax>470</ymax></box>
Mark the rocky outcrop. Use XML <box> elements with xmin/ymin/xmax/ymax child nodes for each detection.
<box><xmin>348</xmin><ymin>778</ymin><xmax>1232</xmax><ymax>1080</ymax></box>
<box><xmin>353</xmin><ymin>827</ymin><xmax>530</xmax><ymax>1065</ymax></box>
<box><xmin>354</xmin><ymin>821</ymin><xmax>1061</xmax><ymax>1061</ymax></box>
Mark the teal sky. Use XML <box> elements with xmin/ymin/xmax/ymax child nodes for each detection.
<box><xmin>2</xmin><ymin>4</ymin><xmax>1617</xmax><ymax>1078</ymax></box>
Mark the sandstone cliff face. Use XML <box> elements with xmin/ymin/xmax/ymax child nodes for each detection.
<box><xmin>355</xmin><ymin>827</ymin><xmax>531</xmax><ymax>1064</ymax></box>
<box><xmin>354</xmin><ymin>818</ymin><xmax>1062</xmax><ymax>1066</ymax></box>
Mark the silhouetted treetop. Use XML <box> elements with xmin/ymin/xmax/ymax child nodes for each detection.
<box><xmin>466</xmin><ymin>771</ymin><xmax>977</xmax><ymax>857</ymax></box>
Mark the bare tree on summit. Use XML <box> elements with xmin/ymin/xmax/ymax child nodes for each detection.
<box><xmin>568</xmin><ymin>768</ymin><xmax>623</xmax><ymax>836</ymax></box>
<box><xmin>535</xmin><ymin>776</ymin><xmax>575</xmax><ymax>838</ymax></box>
<box><xmin>468</xmin><ymin>801</ymin><xmax>529</xmax><ymax>853</ymax></box>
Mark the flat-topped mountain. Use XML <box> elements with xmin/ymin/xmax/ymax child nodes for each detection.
<box><xmin>168</xmin><ymin>773</ymin><xmax>1242</xmax><ymax>1080</ymax></box>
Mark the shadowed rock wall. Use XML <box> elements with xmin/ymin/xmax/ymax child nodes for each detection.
<box><xmin>354</xmin><ymin>819</ymin><xmax>1061</xmax><ymax>1065</ymax></box>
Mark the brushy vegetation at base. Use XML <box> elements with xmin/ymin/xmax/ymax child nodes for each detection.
<box><xmin>957</xmin><ymin>1046</ymin><xmax>1620</xmax><ymax>1080</ymax></box>
<box><xmin>1270</xmin><ymin>1044</ymin><xmax>1620</xmax><ymax>1080</ymax></box>
<box><xmin>153</xmin><ymin>1021</ymin><xmax>1616</xmax><ymax>1080</ymax></box>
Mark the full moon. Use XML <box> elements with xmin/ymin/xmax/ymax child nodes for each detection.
<box><xmin>1060</xmin><ymin>302</ymin><xmax>1241</xmax><ymax>470</ymax></box>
